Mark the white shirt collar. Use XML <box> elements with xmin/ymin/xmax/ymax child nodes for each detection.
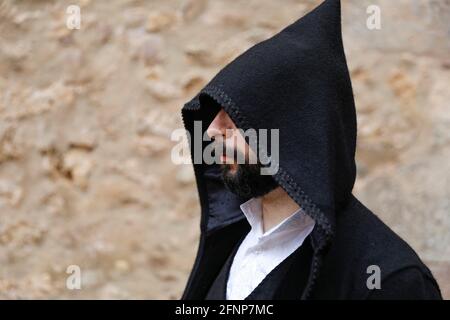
<box><xmin>239</xmin><ymin>197</ymin><xmax>314</xmax><ymax>240</ymax></box>
<box><xmin>227</xmin><ymin>197</ymin><xmax>315</xmax><ymax>300</ymax></box>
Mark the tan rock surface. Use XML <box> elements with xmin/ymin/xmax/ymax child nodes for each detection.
<box><xmin>0</xmin><ymin>0</ymin><xmax>448</xmax><ymax>299</ymax></box>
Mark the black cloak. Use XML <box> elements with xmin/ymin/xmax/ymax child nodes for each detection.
<box><xmin>180</xmin><ymin>0</ymin><xmax>442</xmax><ymax>299</ymax></box>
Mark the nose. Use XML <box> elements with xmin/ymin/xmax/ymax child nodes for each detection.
<box><xmin>206</xmin><ymin>109</ymin><xmax>233</xmax><ymax>140</ymax></box>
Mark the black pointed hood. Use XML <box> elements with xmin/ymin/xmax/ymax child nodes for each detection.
<box><xmin>182</xmin><ymin>0</ymin><xmax>356</xmax><ymax>248</ymax></box>
<box><xmin>180</xmin><ymin>1</ymin><xmax>445</xmax><ymax>301</ymax></box>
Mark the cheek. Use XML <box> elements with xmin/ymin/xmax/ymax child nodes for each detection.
<box><xmin>233</xmin><ymin>133</ymin><xmax>250</xmax><ymax>157</ymax></box>
<box><xmin>236</xmin><ymin>136</ymin><xmax>257</xmax><ymax>163</ymax></box>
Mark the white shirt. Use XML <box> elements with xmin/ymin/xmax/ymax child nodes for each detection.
<box><xmin>226</xmin><ymin>197</ymin><xmax>315</xmax><ymax>300</ymax></box>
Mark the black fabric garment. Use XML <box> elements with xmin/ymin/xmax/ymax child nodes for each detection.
<box><xmin>206</xmin><ymin>226</ymin><xmax>313</xmax><ymax>300</ymax></box>
<box><xmin>205</xmin><ymin>224</ymin><xmax>247</xmax><ymax>300</ymax></box>
<box><xmin>180</xmin><ymin>0</ymin><xmax>442</xmax><ymax>300</ymax></box>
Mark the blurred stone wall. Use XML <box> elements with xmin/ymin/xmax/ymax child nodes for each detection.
<box><xmin>0</xmin><ymin>0</ymin><xmax>448</xmax><ymax>299</ymax></box>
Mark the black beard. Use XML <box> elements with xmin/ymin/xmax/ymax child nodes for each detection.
<box><xmin>221</xmin><ymin>163</ymin><xmax>278</xmax><ymax>199</ymax></box>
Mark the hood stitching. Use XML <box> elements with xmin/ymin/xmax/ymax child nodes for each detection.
<box><xmin>199</xmin><ymin>84</ymin><xmax>336</xmax><ymax>299</ymax></box>
<box><xmin>181</xmin><ymin>0</ymin><xmax>354</xmax><ymax>299</ymax></box>
<box><xmin>201</xmin><ymin>85</ymin><xmax>334</xmax><ymax>240</ymax></box>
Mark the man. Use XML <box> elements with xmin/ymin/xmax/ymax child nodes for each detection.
<box><xmin>180</xmin><ymin>0</ymin><xmax>442</xmax><ymax>300</ymax></box>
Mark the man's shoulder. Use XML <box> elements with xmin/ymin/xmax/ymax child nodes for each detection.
<box><xmin>333</xmin><ymin>195</ymin><xmax>423</xmax><ymax>267</ymax></box>
<box><xmin>315</xmin><ymin>196</ymin><xmax>441</xmax><ymax>299</ymax></box>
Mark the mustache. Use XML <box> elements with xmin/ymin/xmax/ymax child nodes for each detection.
<box><xmin>212</xmin><ymin>140</ymin><xmax>246</xmax><ymax>163</ymax></box>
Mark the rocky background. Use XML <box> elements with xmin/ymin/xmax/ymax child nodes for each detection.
<box><xmin>0</xmin><ymin>0</ymin><xmax>448</xmax><ymax>299</ymax></box>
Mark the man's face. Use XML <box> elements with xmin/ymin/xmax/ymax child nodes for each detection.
<box><xmin>206</xmin><ymin>108</ymin><xmax>278</xmax><ymax>198</ymax></box>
